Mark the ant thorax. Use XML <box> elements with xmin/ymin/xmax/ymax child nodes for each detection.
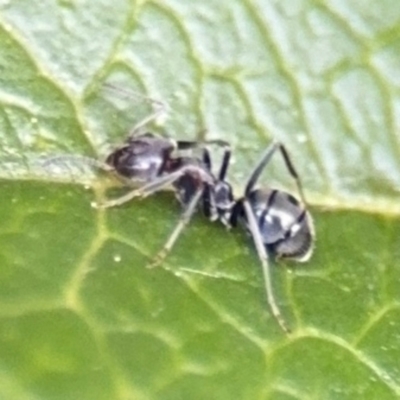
<box><xmin>169</xmin><ymin>156</ymin><xmax>209</xmax><ymax>206</ymax></box>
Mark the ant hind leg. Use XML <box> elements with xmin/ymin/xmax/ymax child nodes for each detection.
<box><xmin>42</xmin><ymin>154</ymin><xmax>114</xmax><ymax>174</ymax></box>
<box><xmin>103</xmin><ymin>83</ymin><xmax>168</xmax><ymax>136</ymax></box>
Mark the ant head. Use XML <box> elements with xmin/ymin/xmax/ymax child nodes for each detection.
<box><xmin>248</xmin><ymin>189</ymin><xmax>314</xmax><ymax>262</ymax></box>
<box><xmin>272</xmin><ymin>208</ymin><xmax>314</xmax><ymax>262</ymax></box>
<box><xmin>106</xmin><ymin>133</ymin><xmax>176</xmax><ymax>182</ymax></box>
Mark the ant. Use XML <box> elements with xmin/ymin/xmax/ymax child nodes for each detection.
<box><xmin>46</xmin><ymin>84</ymin><xmax>314</xmax><ymax>333</ymax></box>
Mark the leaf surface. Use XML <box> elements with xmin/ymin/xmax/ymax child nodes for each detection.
<box><xmin>1</xmin><ymin>1</ymin><xmax>400</xmax><ymax>399</ymax></box>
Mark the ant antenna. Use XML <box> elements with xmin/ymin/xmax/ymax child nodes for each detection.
<box><xmin>245</xmin><ymin>141</ymin><xmax>307</xmax><ymax>206</ymax></box>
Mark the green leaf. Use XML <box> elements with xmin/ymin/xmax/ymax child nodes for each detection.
<box><xmin>1</xmin><ymin>1</ymin><xmax>400</xmax><ymax>399</ymax></box>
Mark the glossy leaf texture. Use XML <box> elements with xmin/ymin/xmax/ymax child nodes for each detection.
<box><xmin>1</xmin><ymin>1</ymin><xmax>400</xmax><ymax>399</ymax></box>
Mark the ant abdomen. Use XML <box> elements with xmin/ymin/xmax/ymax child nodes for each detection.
<box><xmin>106</xmin><ymin>133</ymin><xmax>176</xmax><ymax>183</ymax></box>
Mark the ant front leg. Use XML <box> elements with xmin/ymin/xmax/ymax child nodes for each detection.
<box><xmin>241</xmin><ymin>199</ymin><xmax>291</xmax><ymax>334</ymax></box>
<box><xmin>245</xmin><ymin>141</ymin><xmax>307</xmax><ymax>205</ymax></box>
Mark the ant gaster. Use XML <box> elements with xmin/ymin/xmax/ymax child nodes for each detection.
<box><xmin>47</xmin><ymin>84</ymin><xmax>314</xmax><ymax>333</ymax></box>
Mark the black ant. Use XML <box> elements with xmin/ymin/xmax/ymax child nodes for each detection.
<box><xmin>46</xmin><ymin>84</ymin><xmax>314</xmax><ymax>333</ymax></box>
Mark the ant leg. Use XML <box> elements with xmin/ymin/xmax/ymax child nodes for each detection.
<box><xmin>42</xmin><ymin>155</ymin><xmax>113</xmax><ymax>172</ymax></box>
<box><xmin>216</xmin><ymin>144</ymin><xmax>231</xmax><ymax>181</ymax></box>
<box><xmin>242</xmin><ymin>199</ymin><xmax>290</xmax><ymax>334</ymax></box>
<box><xmin>147</xmin><ymin>188</ymin><xmax>203</xmax><ymax>268</ymax></box>
<box><xmin>176</xmin><ymin>139</ymin><xmax>230</xmax><ymax>152</ymax></box>
<box><xmin>245</xmin><ymin>141</ymin><xmax>306</xmax><ymax>204</ymax></box>
<box><xmin>103</xmin><ymin>83</ymin><xmax>167</xmax><ymax>136</ymax></box>
<box><xmin>203</xmin><ymin>149</ymin><xmax>212</xmax><ymax>171</ymax></box>
<box><xmin>176</xmin><ymin>139</ymin><xmax>231</xmax><ymax>180</ymax></box>
<box><xmin>96</xmin><ymin>164</ymin><xmax>213</xmax><ymax>208</ymax></box>
<box><xmin>176</xmin><ymin>139</ymin><xmax>231</xmax><ymax>177</ymax></box>
<box><xmin>177</xmin><ymin>138</ymin><xmax>231</xmax><ymax>179</ymax></box>
<box><xmin>197</xmin><ymin>143</ymin><xmax>231</xmax><ymax>219</ymax></box>
<box><xmin>174</xmin><ymin>138</ymin><xmax>232</xmax><ymax>180</ymax></box>
<box><xmin>201</xmin><ymin>148</ymin><xmax>213</xmax><ymax>219</ymax></box>
<box><xmin>229</xmin><ymin>201</ymin><xmax>243</xmax><ymax>227</ymax></box>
